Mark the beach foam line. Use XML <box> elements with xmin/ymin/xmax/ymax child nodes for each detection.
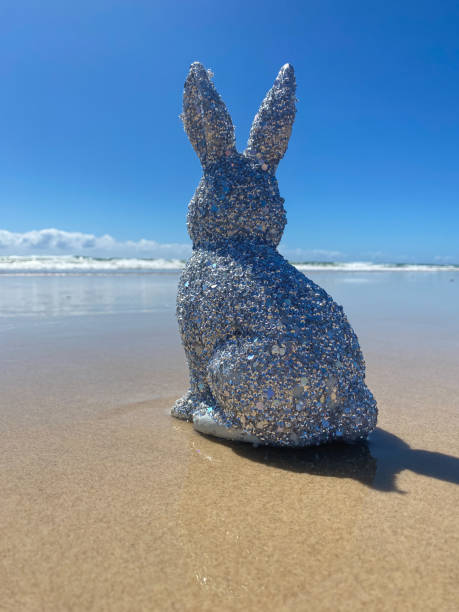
<box><xmin>293</xmin><ymin>261</ymin><xmax>459</xmax><ymax>272</ymax></box>
<box><xmin>0</xmin><ymin>256</ymin><xmax>186</xmax><ymax>272</ymax></box>
<box><xmin>0</xmin><ymin>256</ymin><xmax>458</xmax><ymax>274</ymax></box>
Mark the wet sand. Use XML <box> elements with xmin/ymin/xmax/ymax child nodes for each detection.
<box><xmin>1</xmin><ymin>272</ymin><xmax>458</xmax><ymax>610</ymax></box>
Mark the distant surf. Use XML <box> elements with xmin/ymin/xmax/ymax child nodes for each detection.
<box><xmin>294</xmin><ymin>261</ymin><xmax>459</xmax><ymax>272</ymax></box>
<box><xmin>0</xmin><ymin>256</ymin><xmax>184</xmax><ymax>273</ymax></box>
<box><xmin>0</xmin><ymin>255</ymin><xmax>458</xmax><ymax>274</ymax></box>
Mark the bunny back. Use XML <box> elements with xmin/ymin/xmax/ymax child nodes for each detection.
<box><xmin>177</xmin><ymin>245</ymin><xmax>377</xmax><ymax>445</ymax></box>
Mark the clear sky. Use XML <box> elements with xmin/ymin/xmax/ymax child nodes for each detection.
<box><xmin>1</xmin><ymin>0</ymin><xmax>458</xmax><ymax>263</ymax></box>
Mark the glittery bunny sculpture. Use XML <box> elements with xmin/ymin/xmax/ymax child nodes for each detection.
<box><xmin>172</xmin><ymin>62</ymin><xmax>377</xmax><ymax>446</ymax></box>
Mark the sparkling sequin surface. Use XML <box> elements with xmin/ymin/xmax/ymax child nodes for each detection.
<box><xmin>172</xmin><ymin>62</ymin><xmax>377</xmax><ymax>446</ymax></box>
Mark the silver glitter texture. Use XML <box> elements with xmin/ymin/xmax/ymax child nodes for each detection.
<box><xmin>172</xmin><ymin>61</ymin><xmax>377</xmax><ymax>446</ymax></box>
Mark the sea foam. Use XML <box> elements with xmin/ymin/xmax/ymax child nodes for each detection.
<box><xmin>0</xmin><ymin>255</ymin><xmax>457</xmax><ymax>274</ymax></box>
<box><xmin>0</xmin><ymin>255</ymin><xmax>185</xmax><ymax>273</ymax></box>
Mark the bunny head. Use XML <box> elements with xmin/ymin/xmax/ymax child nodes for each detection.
<box><xmin>182</xmin><ymin>62</ymin><xmax>296</xmax><ymax>249</ymax></box>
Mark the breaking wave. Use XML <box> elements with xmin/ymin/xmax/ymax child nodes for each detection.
<box><xmin>0</xmin><ymin>256</ymin><xmax>457</xmax><ymax>275</ymax></box>
<box><xmin>293</xmin><ymin>261</ymin><xmax>459</xmax><ymax>272</ymax></box>
<box><xmin>0</xmin><ymin>256</ymin><xmax>185</xmax><ymax>273</ymax></box>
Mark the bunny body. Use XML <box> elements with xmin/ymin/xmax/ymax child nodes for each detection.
<box><xmin>172</xmin><ymin>62</ymin><xmax>377</xmax><ymax>446</ymax></box>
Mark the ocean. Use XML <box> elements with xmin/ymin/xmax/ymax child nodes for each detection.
<box><xmin>0</xmin><ymin>256</ymin><xmax>458</xmax><ymax>324</ymax></box>
<box><xmin>1</xmin><ymin>255</ymin><xmax>458</xmax><ymax>273</ymax></box>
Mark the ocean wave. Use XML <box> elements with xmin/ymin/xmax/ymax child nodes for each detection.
<box><xmin>0</xmin><ymin>256</ymin><xmax>457</xmax><ymax>274</ymax></box>
<box><xmin>0</xmin><ymin>255</ymin><xmax>185</xmax><ymax>272</ymax></box>
<box><xmin>293</xmin><ymin>261</ymin><xmax>459</xmax><ymax>272</ymax></box>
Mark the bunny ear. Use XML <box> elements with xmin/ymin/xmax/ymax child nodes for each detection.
<box><xmin>182</xmin><ymin>62</ymin><xmax>236</xmax><ymax>167</ymax></box>
<box><xmin>245</xmin><ymin>63</ymin><xmax>296</xmax><ymax>172</ymax></box>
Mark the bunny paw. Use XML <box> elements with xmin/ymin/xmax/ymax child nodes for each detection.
<box><xmin>171</xmin><ymin>391</ymin><xmax>198</xmax><ymax>421</ymax></box>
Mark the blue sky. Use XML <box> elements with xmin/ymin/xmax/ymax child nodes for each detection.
<box><xmin>1</xmin><ymin>0</ymin><xmax>458</xmax><ymax>263</ymax></box>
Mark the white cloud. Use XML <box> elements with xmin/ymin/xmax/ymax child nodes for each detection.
<box><xmin>0</xmin><ymin>228</ymin><xmax>192</xmax><ymax>259</ymax></box>
<box><xmin>0</xmin><ymin>228</ymin><xmax>359</xmax><ymax>263</ymax></box>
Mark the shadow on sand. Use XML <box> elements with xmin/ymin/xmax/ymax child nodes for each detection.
<box><xmin>205</xmin><ymin>428</ymin><xmax>459</xmax><ymax>493</ymax></box>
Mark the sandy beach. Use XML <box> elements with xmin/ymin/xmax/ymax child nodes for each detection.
<box><xmin>1</xmin><ymin>270</ymin><xmax>458</xmax><ymax>611</ymax></box>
